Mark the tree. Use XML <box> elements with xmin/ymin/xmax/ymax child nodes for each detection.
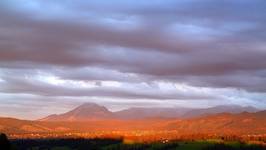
<box><xmin>0</xmin><ymin>133</ymin><xmax>11</xmax><ymax>150</ymax></box>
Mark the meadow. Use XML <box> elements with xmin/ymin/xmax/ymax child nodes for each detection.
<box><xmin>9</xmin><ymin>138</ymin><xmax>266</xmax><ymax>150</ymax></box>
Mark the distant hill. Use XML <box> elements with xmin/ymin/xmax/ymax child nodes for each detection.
<box><xmin>0</xmin><ymin>117</ymin><xmax>51</xmax><ymax>134</ymax></box>
<box><xmin>114</xmin><ymin>107</ymin><xmax>192</xmax><ymax>119</ymax></box>
<box><xmin>182</xmin><ymin>105</ymin><xmax>258</xmax><ymax>118</ymax></box>
<box><xmin>40</xmin><ymin>103</ymin><xmax>259</xmax><ymax>121</ymax></box>
<box><xmin>166</xmin><ymin>110</ymin><xmax>266</xmax><ymax>135</ymax></box>
<box><xmin>114</xmin><ymin>105</ymin><xmax>258</xmax><ymax>119</ymax></box>
<box><xmin>40</xmin><ymin>103</ymin><xmax>114</xmax><ymax>121</ymax></box>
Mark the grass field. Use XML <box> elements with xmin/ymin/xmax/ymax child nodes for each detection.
<box><xmin>9</xmin><ymin>139</ymin><xmax>266</xmax><ymax>150</ymax></box>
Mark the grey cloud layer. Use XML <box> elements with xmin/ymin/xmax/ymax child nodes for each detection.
<box><xmin>0</xmin><ymin>71</ymin><xmax>215</xmax><ymax>100</ymax></box>
<box><xmin>0</xmin><ymin>0</ymin><xmax>266</xmax><ymax>107</ymax></box>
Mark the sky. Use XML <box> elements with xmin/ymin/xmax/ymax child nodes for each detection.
<box><xmin>0</xmin><ymin>0</ymin><xmax>266</xmax><ymax>119</ymax></box>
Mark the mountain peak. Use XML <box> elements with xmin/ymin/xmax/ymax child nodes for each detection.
<box><xmin>78</xmin><ymin>102</ymin><xmax>102</xmax><ymax>107</ymax></box>
<box><xmin>40</xmin><ymin>103</ymin><xmax>113</xmax><ymax>121</ymax></box>
<box><xmin>73</xmin><ymin>103</ymin><xmax>108</xmax><ymax>112</ymax></box>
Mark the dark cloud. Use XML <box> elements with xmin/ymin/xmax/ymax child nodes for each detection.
<box><xmin>0</xmin><ymin>0</ymin><xmax>266</xmax><ymax>118</ymax></box>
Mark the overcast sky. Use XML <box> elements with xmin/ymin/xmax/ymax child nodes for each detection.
<box><xmin>0</xmin><ymin>0</ymin><xmax>266</xmax><ymax>119</ymax></box>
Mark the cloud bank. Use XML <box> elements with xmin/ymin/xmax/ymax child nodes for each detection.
<box><xmin>0</xmin><ymin>0</ymin><xmax>266</xmax><ymax>119</ymax></box>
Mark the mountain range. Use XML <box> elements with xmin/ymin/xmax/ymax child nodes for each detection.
<box><xmin>0</xmin><ymin>103</ymin><xmax>265</xmax><ymax>137</ymax></box>
<box><xmin>0</xmin><ymin>110</ymin><xmax>265</xmax><ymax>136</ymax></box>
<box><xmin>40</xmin><ymin>103</ymin><xmax>258</xmax><ymax>121</ymax></box>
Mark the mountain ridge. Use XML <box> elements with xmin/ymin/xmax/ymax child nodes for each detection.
<box><xmin>1</xmin><ymin>110</ymin><xmax>266</xmax><ymax>136</ymax></box>
<box><xmin>39</xmin><ymin>103</ymin><xmax>259</xmax><ymax>121</ymax></box>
